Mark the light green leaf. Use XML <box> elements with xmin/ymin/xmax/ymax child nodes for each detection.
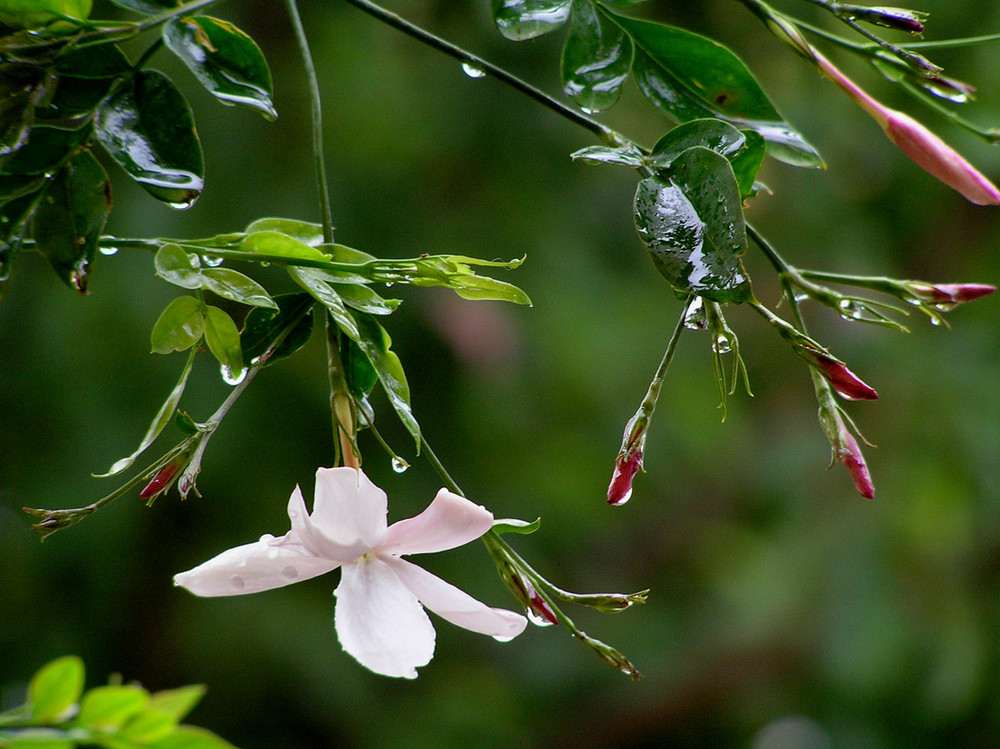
<box><xmin>333</xmin><ymin>282</ymin><xmax>400</xmax><ymax>315</ymax></box>
<box><xmin>118</xmin><ymin>708</ymin><xmax>177</xmax><ymax>743</ymax></box>
<box><xmin>203</xmin><ymin>306</ymin><xmax>243</xmax><ymax>375</ymax></box>
<box><xmin>243</xmin><ymin>218</ymin><xmax>325</xmax><ymax>247</ymax></box>
<box><xmin>146</xmin><ymin>686</ymin><xmax>206</xmax><ymax>724</ymax></box>
<box><xmin>151</xmin><ymin>296</ymin><xmax>205</xmax><ymax>354</ymax></box>
<box><xmin>0</xmin><ymin>728</ymin><xmax>76</xmax><ymax>748</ymax></box>
<box><xmin>28</xmin><ymin>656</ymin><xmax>84</xmax><ymax>724</ymax></box>
<box><xmin>146</xmin><ymin>725</ymin><xmax>237</xmax><ymax>749</ymax></box>
<box><xmin>201</xmin><ymin>268</ymin><xmax>276</xmax><ymax>308</ymax></box>
<box><xmin>289</xmin><ymin>267</ymin><xmax>360</xmax><ymax>340</ymax></box>
<box><xmin>352</xmin><ymin>311</ymin><xmax>420</xmax><ymax>447</ymax></box>
<box><xmin>492</xmin><ymin>517</ymin><xmax>541</xmax><ymax>534</ymax></box>
<box><xmin>154</xmin><ymin>243</ymin><xmax>203</xmax><ymax>289</ymax></box>
<box><xmin>75</xmin><ymin>685</ymin><xmax>148</xmax><ymax>730</ymax></box>
<box><xmin>240</xmin><ymin>230</ymin><xmax>331</xmax><ymax>262</ymax></box>
<box><xmin>97</xmin><ymin>347</ymin><xmax>196</xmax><ymax>477</ymax></box>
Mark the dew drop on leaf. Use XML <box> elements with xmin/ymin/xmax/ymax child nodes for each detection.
<box><xmin>391</xmin><ymin>457</ymin><xmax>409</xmax><ymax>473</ymax></box>
<box><xmin>220</xmin><ymin>365</ymin><xmax>247</xmax><ymax>386</ymax></box>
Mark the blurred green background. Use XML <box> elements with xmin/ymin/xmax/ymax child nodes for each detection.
<box><xmin>4</xmin><ymin>0</ymin><xmax>1000</xmax><ymax>746</ymax></box>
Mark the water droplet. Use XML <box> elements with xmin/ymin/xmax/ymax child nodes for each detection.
<box><xmin>684</xmin><ymin>297</ymin><xmax>708</xmax><ymax>330</ymax></box>
<box><xmin>461</xmin><ymin>62</ymin><xmax>486</xmax><ymax>79</ymax></box>
<box><xmin>930</xmin><ymin>315</ymin><xmax>943</xmax><ymax>327</ymax></box>
<box><xmin>391</xmin><ymin>457</ymin><xmax>409</xmax><ymax>473</ymax></box>
<box><xmin>220</xmin><ymin>365</ymin><xmax>247</xmax><ymax>386</ymax></box>
<box><xmin>282</xmin><ymin>566</ymin><xmax>299</xmax><ymax>580</ymax></box>
<box><xmin>612</xmin><ymin>487</ymin><xmax>633</xmax><ymax>505</ymax></box>
<box><xmin>231</xmin><ymin>575</ymin><xmax>246</xmax><ymax>590</ymax></box>
<box><xmin>99</xmin><ymin>246</ymin><xmax>119</xmax><ymax>256</ymax></box>
<box><xmin>527</xmin><ymin>609</ymin><xmax>556</xmax><ymax>627</ymax></box>
<box><xmin>838</xmin><ymin>299</ymin><xmax>864</xmax><ymax>320</ymax></box>
<box><xmin>580</xmin><ymin>106</ymin><xmax>597</xmax><ymax>115</ymax></box>
<box><xmin>201</xmin><ymin>255</ymin><xmax>223</xmax><ymax>267</ymax></box>
<box><xmin>713</xmin><ymin>334</ymin><xmax>732</xmax><ymax>354</ymax></box>
<box><xmin>493</xmin><ymin>633</ymin><xmax>517</xmax><ymax>643</ymax></box>
<box><xmin>167</xmin><ymin>201</ymin><xmax>194</xmax><ymax>211</ymax></box>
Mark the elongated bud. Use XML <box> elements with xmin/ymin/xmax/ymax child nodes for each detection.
<box><xmin>839</xmin><ymin>5</ymin><xmax>927</xmax><ymax>34</ymax></box>
<box><xmin>140</xmin><ymin>462</ymin><xmax>180</xmax><ymax>501</ymax></box>
<box><xmin>819</xmin><ymin>405</ymin><xmax>875</xmax><ymax>499</ymax></box>
<box><xmin>807</xmin><ymin>350</ymin><xmax>879</xmax><ymax>401</ymax></box>
<box><xmin>608</xmin><ymin>413</ymin><xmax>647</xmax><ymax>506</ymax></box>
<box><xmin>907</xmin><ymin>282</ymin><xmax>996</xmax><ymax>305</ymax></box>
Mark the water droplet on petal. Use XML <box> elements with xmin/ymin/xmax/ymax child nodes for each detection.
<box><xmin>461</xmin><ymin>62</ymin><xmax>486</xmax><ymax>79</ymax></box>
<box><xmin>220</xmin><ymin>365</ymin><xmax>246</xmax><ymax>386</ymax></box>
<box><xmin>391</xmin><ymin>457</ymin><xmax>409</xmax><ymax>473</ymax></box>
<box><xmin>527</xmin><ymin>609</ymin><xmax>556</xmax><ymax>627</ymax></box>
<box><xmin>282</xmin><ymin>566</ymin><xmax>299</xmax><ymax>580</ymax></box>
<box><xmin>231</xmin><ymin>575</ymin><xmax>246</xmax><ymax>590</ymax></box>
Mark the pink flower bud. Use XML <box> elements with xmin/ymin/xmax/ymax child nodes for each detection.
<box><xmin>840</xmin><ymin>5</ymin><xmax>927</xmax><ymax>34</ymax></box>
<box><xmin>808</xmin><ymin>350</ymin><xmax>879</xmax><ymax>401</ymax></box>
<box><xmin>836</xmin><ymin>428</ymin><xmax>875</xmax><ymax>499</ymax></box>
<box><xmin>140</xmin><ymin>462</ymin><xmax>179</xmax><ymax>500</ymax></box>
<box><xmin>508</xmin><ymin>572</ymin><xmax>559</xmax><ymax>626</ymax></box>
<box><xmin>814</xmin><ymin>50</ymin><xmax>1000</xmax><ymax>206</ymax></box>
<box><xmin>607</xmin><ymin>449</ymin><xmax>643</xmax><ymax>506</ymax></box>
<box><xmin>908</xmin><ymin>282</ymin><xmax>996</xmax><ymax>305</ymax></box>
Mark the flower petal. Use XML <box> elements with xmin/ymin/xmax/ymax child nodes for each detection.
<box><xmin>381</xmin><ymin>489</ymin><xmax>493</xmax><ymax>556</ymax></box>
<box><xmin>174</xmin><ymin>536</ymin><xmax>339</xmax><ymax>597</ymax></box>
<box><xmin>384</xmin><ymin>557</ymin><xmax>528</xmax><ymax>640</ymax></box>
<box><xmin>304</xmin><ymin>467</ymin><xmax>387</xmax><ymax>561</ymax></box>
<box><xmin>334</xmin><ymin>557</ymin><xmax>436</xmax><ymax>679</ymax></box>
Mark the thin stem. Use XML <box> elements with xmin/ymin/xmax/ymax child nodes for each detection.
<box><xmin>339</xmin><ymin>0</ymin><xmax>624</xmax><ymax>147</ymax></box>
<box><xmin>420</xmin><ymin>436</ymin><xmax>464</xmax><ymax>496</ymax></box>
<box><xmin>634</xmin><ymin>300</ymin><xmax>689</xmax><ymax>423</ymax></box>
<box><xmin>285</xmin><ymin>0</ymin><xmax>335</xmax><ymax>244</ymax></box>
<box><xmin>325</xmin><ymin>315</ymin><xmax>359</xmax><ymax>469</ymax></box>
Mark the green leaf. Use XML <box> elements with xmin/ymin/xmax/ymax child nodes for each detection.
<box><xmin>164</xmin><ymin>16</ymin><xmax>276</xmax><ymax>120</ymax></box>
<box><xmin>107</xmin><ymin>0</ymin><xmax>179</xmax><ymax>13</ymax></box>
<box><xmin>240</xmin><ymin>230</ymin><xmax>332</xmax><ymax>262</ymax></box>
<box><xmin>650</xmin><ymin>118</ymin><xmax>746</xmax><ymax>168</ymax></box>
<box><xmin>0</xmin><ymin>63</ymin><xmax>52</xmax><ymax>158</ymax></box>
<box><xmin>203</xmin><ymin>305</ymin><xmax>243</xmax><ymax>376</ymax></box>
<box><xmin>562</xmin><ymin>0</ymin><xmax>632</xmax><ymax>113</ymax></box>
<box><xmin>332</xmin><ymin>281</ymin><xmax>400</xmax><ymax>315</ymax></box>
<box><xmin>240</xmin><ymin>292</ymin><xmax>314</xmax><ymax>366</ymax></box>
<box><xmin>151</xmin><ymin>296</ymin><xmax>205</xmax><ymax>354</ymax></box>
<box><xmin>0</xmin><ymin>187</ymin><xmax>44</xmax><ymax>295</ymax></box>
<box><xmin>289</xmin><ymin>267</ymin><xmax>360</xmax><ymax>340</ymax></box>
<box><xmin>3</xmin><ymin>124</ymin><xmax>92</xmax><ymax>176</ymax></box>
<box><xmin>569</xmin><ymin>143</ymin><xmax>645</xmax><ymax>167</ymax></box>
<box><xmin>154</xmin><ymin>243</ymin><xmax>203</xmax><ymax>289</ymax></box>
<box><xmin>407</xmin><ymin>256</ymin><xmax>532</xmax><ymax>305</ymax></box>
<box><xmin>146</xmin><ymin>685</ymin><xmax>206</xmax><ymax>724</ymax></box>
<box><xmin>343</xmin><ymin>336</ymin><xmax>377</xmax><ymax>399</ymax></box>
<box><xmin>603</xmin><ymin>7</ymin><xmax>823</xmax><ymax>168</ymax></box>
<box><xmin>75</xmin><ymin>685</ymin><xmax>148</xmax><ymax>730</ymax></box>
<box><xmin>0</xmin><ymin>728</ymin><xmax>75</xmax><ymax>748</ymax></box>
<box><xmin>98</xmin><ymin>347</ymin><xmax>196</xmax><ymax>476</ymax></box>
<box><xmin>731</xmin><ymin>129</ymin><xmax>766</xmax><ymax>200</ymax></box>
<box><xmin>201</xmin><ymin>268</ymin><xmax>276</xmax><ymax>308</ymax></box>
<box><xmin>28</xmin><ymin>656</ymin><xmax>85</xmax><ymax>723</ymax></box>
<box><xmin>146</xmin><ymin>725</ymin><xmax>236</xmax><ymax>749</ymax></box>
<box><xmin>492</xmin><ymin>0</ymin><xmax>572</xmax><ymax>40</ymax></box>
<box><xmin>492</xmin><ymin>517</ymin><xmax>541</xmax><ymax>534</ymax></box>
<box><xmin>352</xmin><ymin>311</ymin><xmax>420</xmax><ymax>447</ymax></box>
<box><xmin>31</xmin><ymin>149</ymin><xmax>111</xmax><ymax>294</ymax></box>
<box><xmin>0</xmin><ymin>0</ymin><xmax>91</xmax><ymax>28</ymax></box>
<box><xmin>118</xmin><ymin>709</ymin><xmax>177</xmax><ymax>743</ymax></box>
<box><xmin>244</xmin><ymin>217</ymin><xmax>325</xmax><ymax>247</ymax></box>
<box><xmin>94</xmin><ymin>70</ymin><xmax>204</xmax><ymax>208</ymax></box>
<box><xmin>634</xmin><ymin>147</ymin><xmax>752</xmax><ymax>303</ymax></box>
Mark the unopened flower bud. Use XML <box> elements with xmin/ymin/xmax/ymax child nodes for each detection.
<box><xmin>907</xmin><ymin>282</ymin><xmax>996</xmax><ymax>305</ymax></box>
<box><xmin>839</xmin><ymin>5</ymin><xmax>927</xmax><ymax>34</ymax></box>
<box><xmin>813</xmin><ymin>50</ymin><xmax>1000</xmax><ymax>205</ymax></box>
<box><xmin>608</xmin><ymin>413</ymin><xmax>647</xmax><ymax>506</ymax></box>
<box><xmin>809</xmin><ymin>351</ymin><xmax>879</xmax><ymax>401</ymax></box>
<box><xmin>140</xmin><ymin>462</ymin><xmax>180</xmax><ymax>501</ymax></box>
<box><xmin>819</xmin><ymin>405</ymin><xmax>875</xmax><ymax>499</ymax></box>
<box><xmin>503</xmin><ymin>565</ymin><xmax>559</xmax><ymax>626</ymax></box>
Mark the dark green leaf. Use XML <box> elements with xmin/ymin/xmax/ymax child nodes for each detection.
<box><xmin>0</xmin><ymin>62</ymin><xmax>52</xmax><ymax>159</ymax></box>
<box><xmin>107</xmin><ymin>0</ymin><xmax>180</xmax><ymax>14</ymax></box>
<box><xmin>0</xmin><ymin>185</ymin><xmax>44</xmax><ymax>294</ymax></box>
<box><xmin>343</xmin><ymin>336</ymin><xmax>377</xmax><ymax>399</ymax></box>
<box><xmin>203</xmin><ymin>305</ymin><xmax>243</xmax><ymax>375</ymax></box>
<box><xmin>164</xmin><ymin>16</ymin><xmax>276</xmax><ymax>120</ymax></box>
<box><xmin>31</xmin><ymin>149</ymin><xmax>111</xmax><ymax>294</ymax></box>
<box><xmin>53</xmin><ymin>44</ymin><xmax>131</xmax><ymax>79</ymax></box>
<box><xmin>202</xmin><ymin>268</ymin><xmax>276</xmax><ymax>308</ymax></box>
<box><xmin>3</xmin><ymin>123</ymin><xmax>91</xmax><ymax>175</ymax></box>
<box><xmin>95</xmin><ymin>70</ymin><xmax>204</xmax><ymax>207</ymax></box>
<box><xmin>98</xmin><ymin>347</ymin><xmax>196</xmax><ymax>476</ymax></box>
<box><xmin>28</xmin><ymin>656</ymin><xmax>85</xmax><ymax>723</ymax></box>
<box><xmin>290</xmin><ymin>267</ymin><xmax>360</xmax><ymax>340</ymax></box>
<box><xmin>150</xmin><ymin>296</ymin><xmax>204</xmax><ymax>354</ymax></box>
<box><xmin>240</xmin><ymin>292</ymin><xmax>314</xmax><ymax>366</ymax></box>
<box><xmin>492</xmin><ymin>0</ymin><xmax>572</xmax><ymax>41</ymax></box>
<box><xmin>634</xmin><ymin>147</ymin><xmax>752</xmax><ymax>303</ymax></box>
<box><xmin>604</xmin><ymin>8</ymin><xmax>823</xmax><ymax>168</ymax></box>
<box><xmin>76</xmin><ymin>685</ymin><xmax>148</xmax><ymax>730</ymax></box>
<box><xmin>731</xmin><ymin>129</ymin><xmax>766</xmax><ymax>200</ymax></box>
<box><xmin>562</xmin><ymin>0</ymin><xmax>632</xmax><ymax>113</ymax></box>
<box><xmin>352</xmin><ymin>311</ymin><xmax>420</xmax><ymax>447</ymax></box>
<box><xmin>650</xmin><ymin>119</ymin><xmax>746</xmax><ymax>168</ymax></box>
<box><xmin>155</xmin><ymin>243</ymin><xmax>203</xmax><ymax>289</ymax></box>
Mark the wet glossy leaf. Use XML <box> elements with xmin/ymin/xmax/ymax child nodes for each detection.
<box><xmin>151</xmin><ymin>296</ymin><xmax>204</xmax><ymax>354</ymax></box>
<box><xmin>98</xmin><ymin>348</ymin><xmax>195</xmax><ymax>476</ymax></box>
<box><xmin>634</xmin><ymin>146</ymin><xmax>751</xmax><ymax>303</ymax></box>
<box><xmin>562</xmin><ymin>0</ymin><xmax>632</xmax><ymax>113</ymax></box>
<box><xmin>731</xmin><ymin>129</ymin><xmax>766</xmax><ymax>200</ymax></box>
<box><xmin>203</xmin><ymin>305</ymin><xmax>243</xmax><ymax>375</ymax></box>
<box><xmin>570</xmin><ymin>143</ymin><xmax>645</xmax><ymax>167</ymax></box>
<box><xmin>155</xmin><ymin>243</ymin><xmax>203</xmax><ymax>289</ymax></box>
<box><xmin>0</xmin><ymin>186</ymin><xmax>44</xmax><ymax>295</ymax></box>
<box><xmin>164</xmin><ymin>16</ymin><xmax>276</xmax><ymax>120</ymax></box>
<box><xmin>95</xmin><ymin>70</ymin><xmax>204</xmax><ymax>207</ymax></box>
<box><xmin>240</xmin><ymin>230</ymin><xmax>331</xmax><ymax>262</ymax></box>
<box><xmin>28</xmin><ymin>656</ymin><xmax>84</xmax><ymax>723</ymax></box>
<box><xmin>605</xmin><ymin>8</ymin><xmax>823</xmax><ymax>168</ymax></box>
<box><xmin>53</xmin><ymin>44</ymin><xmax>131</xmax><ymax>78</ymax></box>
<box><xmin>289</xmin><ymin>266</ymin><xmax>360</xmax><ymax>340</ymax></box>
<box><xmin>3</xmin><ymin>124</ymin><xmax>91</xmax><ymax>176</ymax></box>
<box><xmin>0</xmin><ymin>0</ymin><xmax>91</xmax><ymax>28</ymax></box>
<box><xmin>240</xmin><ymin>292</ymin><xmax>314</xmax><ymax>366</ymax></box>
<box><xmin>352</xmin><ymin>311</ymin><xmax>420</xmax><ymax>447</ymax></box>
<box><xmin>333</xmin><ymin>281</ymin><xmax>399</xmax><ymax>315</ymax></box>
<box><xmin>492</xmin><ymin>0</ymin><xmax>572</xmax><ymax>41</ymax></box>
<box><xmin>343</xmin><ymin>336</ymin><xmax>377</xmax><ymax>399</ymax></box>
<box><xmin>107</xmin><ymin>0</ymin><xmax>179</xmax><ymax>14</ymax></box>
<box><xmin>244</xmin><ymin>217</ymin><xmax>325</xmax><ymax>247</ymax></box>
<box><xmin>201</xmin><ymin>268</ymin><xmax>276</xmax><ymax>308</ymax></box>
<box><xmin>650</xmin><ymin>119</ymin><xmax>746</xmax><ymax>168</ymax></box>
<box><xmin>31</xmin><ymin>149</ymin><xmax>111</xmax><ymax>294</ymax></box>
<box><xmin>408</xmin><ymin>256</ymin><xmax>532</xmax><ymax>304</ymax></box>
<box><xmin>76</xmin><ymin>685</ymin><xmax>148</xmax><ymax>729</ymax></box>
<box><xmin>0</xmin><ymin>62</ymin><xmax>51</xmax><ymax>159</ymax></box>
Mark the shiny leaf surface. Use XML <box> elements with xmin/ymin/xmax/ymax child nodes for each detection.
<box><xmin>562</xmin><ymin>0</ymin><xmax>632</xmax><ymax>113</ymax></box>
<box><xmin>203</xmin><ymin>305</ymin><xmax>243</xmax><ymax>376</ymax></box>
<box><xmin>95</xmin><ymin>70</ymin><xmax>204</xmax><ymax>207</ymax></box>
<box><xmin>31</xmin><ymin>149</ymin><xmax>111</xmax><ymax>293</ymax></box>
<box><xmin>634</xmin><ymin>146</ymin><xmax>751</xmax><ymax>303</ymax></box>
<box><xmin>492</xmin><ymin>0</ymin><xmax>572</xmax><ymax>41</ymax></box>
<box><xmin>163</xmin><ymin>16</ymin><xmax>276</xmax><ymax>120</ymax></box>
<box><xmin>150</xmin><ymin>296</ymin><xmax>204</xmax><ymax>354</ymax></box>
<box><xmin>240</xmin><ymin>292</ymin><xmax>314</xmax><ymax>366</ymax></box>
<box><xmin>289</xmin><ymin>266</ymin><xmax>360</xmax><ymax>340</ymax></box>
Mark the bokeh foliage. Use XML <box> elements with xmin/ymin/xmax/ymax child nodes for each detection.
<box><xmin>4</xmin><ymin>0</ymin><xmax>1000</xmax><ymax>747</ymax></box>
